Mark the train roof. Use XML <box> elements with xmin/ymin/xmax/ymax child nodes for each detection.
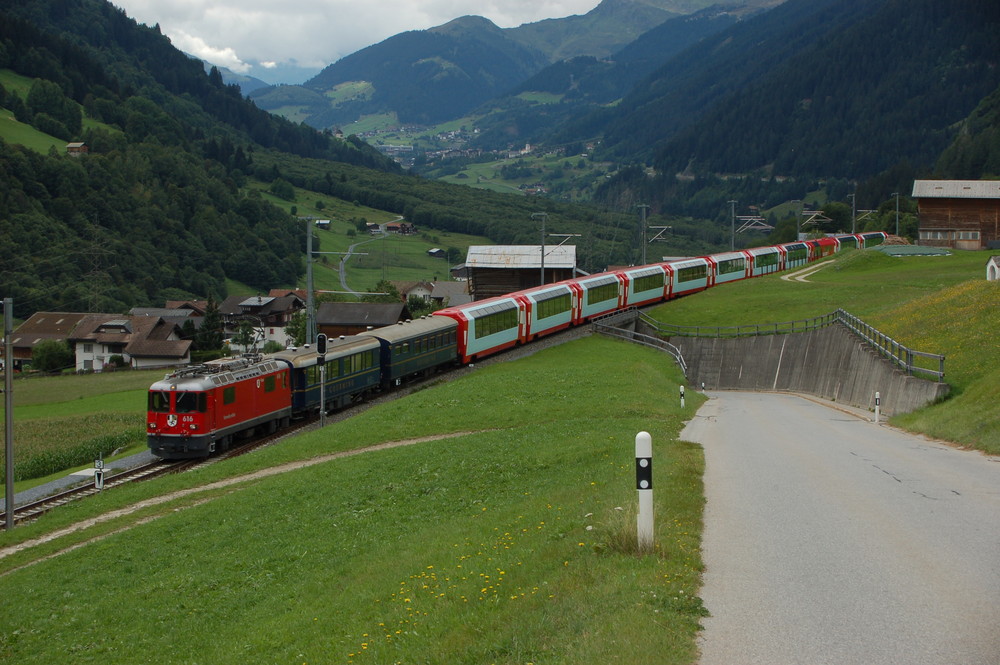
<box><xmin>150</xmin><ymin>356</ymin><xmax>283</xmax><ymax>391</ymax></box>
<box><xmin>357</xmin><ymin>315</ymin><xmax>457</xmax><ymax>344</ymax></box>
<box><xmin>268</xmin><ymin>335</ymin><xmax>380</xmax><ymax>369</ymax></box>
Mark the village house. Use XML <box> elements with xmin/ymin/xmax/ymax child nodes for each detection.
<box><xmin>69</xmin><ymin>314</ymin><xmax>191</xmax><ymax>371</ymax></box>
<box><xmin>9</xmin><ymin>312</ymin><xmax>92</xmax><ymax>371</ymax></box>
<box><xmin>464</xmin><ymin>245</ymin><xmax>578</xmax><ymax>300</ymax></box>
<box><xmin>430</xmin><ymin>281</ymin><xmax>471</xmax><ymax>307</ymax></box>
<box><xmin>393</xmin><ymin>281</ymin><xmax>435</xmax><ymax>302</ymax></box>
<box><xmin>217</xmin><ymin>294</ymin><xmax>305</xmax><ymax>348</ymax></box>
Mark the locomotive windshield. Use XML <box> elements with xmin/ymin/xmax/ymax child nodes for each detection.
<box><xmin>175</xmin><ymin>391</ymin><xmax>207</xmax><ymax>413</ymax></box>
<box><xmin>148</xmin><ymin>391</ymin><xmax>206</xmax><ymax>413</ymax></box>
<box><xmin>149</xmin><ymin>391</ymin><xmax>171</xmax><ymax>413</ymax></box>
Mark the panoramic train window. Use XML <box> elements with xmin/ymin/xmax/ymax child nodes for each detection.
<box><xmin>677</xmin><ymin>264</ymin><xmax>708</xmax><ymax>282</ymax></box>
<box><xmin>223</xmin><ymin>386</ymin><xmax>236</xmax><ymax>405</ymax></box>
<box><xmin>754</xmin><ymin>253</ymin><xmax>778</xmax><ymax>269</ymax></box>
<box><xmin>535</xmin><ymin>292</ymin><xmax>571</xmax><ymax>320</ymax></box>
<box><xmin>149</xmin><ymin>391</ymin><xmax>171</xmax><ymax>412</ymax></box>
<box><xmin>586</xmin><ymin>279</ymin><xmax>618</xmax><ymax>305</ymax></box>
<box><xmin>631</xmin><ymin>271</ymin><xmax>664</xmax><ymax>293</ymax></box>
<box><xmin>475</xmin><ymin>304</ymin><xmax>518</xmax><ymax>337</ymax></box>
<box><xmin>175</xmin><ymin>391</ymin><xmax>206</xmax><ymax>413</ymax></box>
<box><xmin>786</xmin><ymin>246</ymin><xmax>807</xmax><ymax>262</ymax></box>
<box><xmin>718</xmin><ymin>258</ymin><xmax>745</xmax><ymax>275</ymax></box>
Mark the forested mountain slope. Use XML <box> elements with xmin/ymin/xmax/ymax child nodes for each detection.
<box><xmin>587</xmin><ymin>0</ymin><xmax>880</xmax><ymax>163</ymax></box>
<box><xmin>471</xmin><ymin>5</ymin><xmax>749</xmax><ymax>150</ymax></box>
<box><xmin>651</xmin><ymin>0</ymin><xmax>1000</xmax><ymax>179</ymax></box>
<box><xmin>0</xmin><ymin>0</ymin><xmax>635</xmax><ymax>319</ymax></box>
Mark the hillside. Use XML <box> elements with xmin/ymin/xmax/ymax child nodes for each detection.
<box><xmin>470</xmin><ymin>5</ymin><xmax>750</xmax><ymax>150</ymax></box>
<box><xmin>646</xmin><ymin>0</ymin><xmax>1000</xmax><ymax>179</ymax></box>
<box><xmin>0</xmin><ymin>0</ymin><xmax>645</xmax><ymax>319</ymax></box>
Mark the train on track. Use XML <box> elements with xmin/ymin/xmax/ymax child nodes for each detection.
<box><xmin>147</xmin><ymin>231</ymin><xmax>887</xmax><ymax>459</ymax></box>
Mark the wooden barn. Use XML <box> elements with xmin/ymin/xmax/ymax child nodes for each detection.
<box><xmin>465</xmin><ymin>245</ymin><xmax>577</xmax><ymax>301</ymax></box>
<box><xmin>912</xmin><ymin>180</ymin><xmax>1000</xmax><ymax>250</ymax></box>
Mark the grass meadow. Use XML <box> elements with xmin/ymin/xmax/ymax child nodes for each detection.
<box><xmin>248</xmin><ymin>183</ymin><xmax>492</xmax><ymax>294</ymax></box>
<box><xmin>0</xmin><ymin>337</ymin><xmax>706</xmax><ymax>664</ymax></box>
<box><xmin>1</xmin><ymin>245</ymin><xmax>995</xmax><ymax>664</ymax></box>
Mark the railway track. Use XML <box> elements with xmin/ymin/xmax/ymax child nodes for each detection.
<box><xmin>1</xmin><ymin>416</ymin><xmax>318</xmax><ymax>527</ymax></box>
<box><xmin>0</xmin><ymin>459</ymin><xmax>188</xmax><ymax>526</ymax></box>
<box><xmin>1</xmin><ymin>325</ymin><xmax>589</xmax><ymax>528</ymax></box>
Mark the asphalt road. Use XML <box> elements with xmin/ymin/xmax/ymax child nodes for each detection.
<box><xmin>682</xmin><ymin>392</ymin><xmax>1000</xmax><ymax>665</ymax></box>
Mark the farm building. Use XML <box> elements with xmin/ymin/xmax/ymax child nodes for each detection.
<box><xmin>912</xmin><ymin>180</ymin><xmax>1000</xmax><ymax>250</ymax></box>
<box><xmin>465</xmin><ymin>245</ymin><xmax>577</xmax><ymax>301</ymax></box>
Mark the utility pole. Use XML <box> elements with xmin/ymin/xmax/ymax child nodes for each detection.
<box><xmin>4</xmin><ymin>298</ymin><xmax>14</xmax><ymax>530</ymax></box>
<box><xmin>531</xmin><ymin>212</ymin><xmax>548</xmax><ymax>286</ymax></box>
<box><xmin>305</xmin><ymin>219</ymin><xmax>316</xmax><ymax>345</ymax></box>
<box><xmin>848</xmin><ymin>193</ymin><xmax>856</xmax><ymax>233</ymax></box>
<box><xmin>637</xmin><ymin>204</ymin><xmax>650</xmax><ymax>266</ymax></box>
<box><xmin>892</xmin><ymin>192</ymin><xmax>900</xmax><ymax>236</ymax></box>
<box><xmin>728</xmin><ymin>200</ymin><xmax>737</xmax><ymax>251</ymax></box>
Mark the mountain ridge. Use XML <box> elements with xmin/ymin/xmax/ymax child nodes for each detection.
<box><xmin>249</xmin><ymin>0</ymin><xmax>775</xmax><ymax>129</ymax></box>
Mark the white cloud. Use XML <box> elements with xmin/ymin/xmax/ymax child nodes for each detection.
<box><xmin>113</xmin><ymin>0</ymin><xmax>599</xmax><ymax>76</ymax></box>
<box><xmin>167</xmin><ymin>29</ymin><xmax>251</xmax><ymax>73</ymax></box>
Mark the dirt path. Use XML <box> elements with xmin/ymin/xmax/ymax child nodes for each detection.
<box><xmin>780</xmin><ymin>259</ymin><xmax>835</xmax><ymax>282</ymax></box>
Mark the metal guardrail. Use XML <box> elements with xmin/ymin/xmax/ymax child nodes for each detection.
<box><xmin>835</xmin><ymin>309</ymin><xmax>945</xmax><ymax>382</ymax></box>
<box><xmin>636</xmin><ymin>309</ymin><xmax>945</xmax><ymax>382</ymax></box>
<box><xmin>592</xmin><ymin>309</ymin><xmax>688</xmax><ymax>377</ymax></box>
<box><xmin>645</xmin><ymin>311</ymin><xmax>839</xmax><ymax>338</ymax></box>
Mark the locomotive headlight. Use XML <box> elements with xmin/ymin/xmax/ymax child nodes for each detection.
<box><xmin>190</xmin><ymin>425</ymin><xmax>198</xmax><ymax>430</ymax></box>
<box><xmin>148</xmin><ymin>423</ymin><xmax>157</xmax><ymax>429</ymax></box>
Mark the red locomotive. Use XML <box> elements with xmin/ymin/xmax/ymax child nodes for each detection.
<box><xmin>147</xmin><ymin>356</ymin><xmax>292</xmax><ymax>459</ymax></box>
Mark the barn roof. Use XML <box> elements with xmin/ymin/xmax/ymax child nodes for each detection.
<box><xmin>465</xmin><ymin>245</ymin><xmax>576</xmax><ymax>269</ymax></box>
<box><xmin>912</xmin><ymin>180</ymin><xmax>1000</xmax><ymax>199</ymax></box>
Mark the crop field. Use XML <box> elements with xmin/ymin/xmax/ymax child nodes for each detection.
<box><xmin>0</xmin><ymin>369</ymin><xmax>160</xmax><ymax>486</ymax></box>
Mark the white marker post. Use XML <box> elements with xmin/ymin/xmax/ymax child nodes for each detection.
<box><xmin>94</xmin><ymin>457</ymin><xmax>104</xmax><ymax>491</ymax></box>
<box><xmin>635</xmin><ymin>431</ymin><xmax>653</xmax><ymax>552</ymax></box>
<box><xmin>679</xmin><ymin>385</ymin><xmax>685</xmax><ymax>409</ymax></box>
<box><xmin>874</xmin><ymin>391</ymin><xmax>881</xmax><ymax>424</ymax></box>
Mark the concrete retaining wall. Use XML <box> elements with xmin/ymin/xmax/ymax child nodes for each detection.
<box><xmin>660</xmin><ymin>325</ymin><xmax>949</xmax><ymax>417</ymax></box>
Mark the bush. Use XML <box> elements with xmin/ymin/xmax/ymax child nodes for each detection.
<box><xmin>261</xmin><ymin>340</ymin><xmax>284</xmax><ymax>354</ymax></box>
<box><xmin>32</xmin><ymin>339</ymin><xmax>74</xmax><ymax>373</ymax></box>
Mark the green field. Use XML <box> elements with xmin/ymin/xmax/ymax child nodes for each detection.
<box><xmin>0</xmin><ymin>338</ymin><xmax>707</xmax><ymax>664</ymax></box>
<box><xmin>252</xmin><ymin>181</ymin><xmax>491</xmax><ymax>292</ymax></box>
<box><xmin>1</xmin><ymin>248</ymin><xmax>997</xmax><ymax>663</ymax></box>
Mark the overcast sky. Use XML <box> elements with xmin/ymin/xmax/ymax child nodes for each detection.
<box><xmin>111</xmin><ymin>0</ymin><xmax>601</xmax><ymax>83</ymax></box>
